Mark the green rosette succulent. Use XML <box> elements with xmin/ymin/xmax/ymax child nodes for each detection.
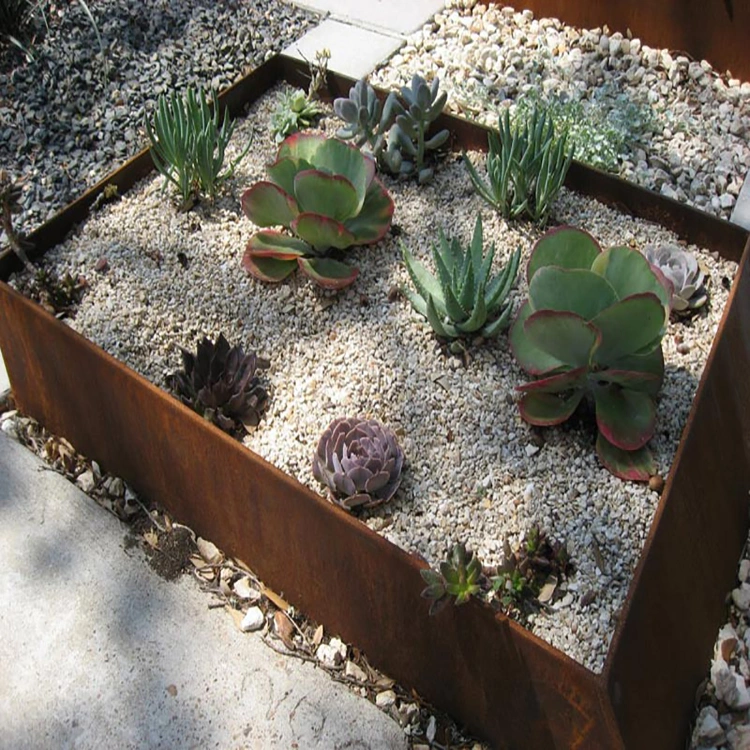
<box><xmin>420</xmin><ymin>542</ymin><xmax>484</xmax><ymax>615</ymax></box>
<box><xmin>241</xmin><ymin>132</ymin><xmax>394</xmax><ymax>289</ymax></box>
<box><xmin>510</xmin><ymin>226</ymin><xmax>672</xmax><ymax>481</ymax></box>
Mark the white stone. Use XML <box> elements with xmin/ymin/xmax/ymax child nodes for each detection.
<box><xmin>233</xmin><ymin>577</ymin><xmax>260</xmax><ymax>601</ymax></box>
<box><xmin>240</xmin><ymin>606</ymin><xmax>265</xmax><ymax>632</ymax></box>
<box><xmin>524</xmin><ymin>443</ymin><xmax>540</xmax><ymax>457</ymax></box>
<box><xmin>727</xmin><ymin>725</ymin><xmax>750</xmax><ymax>750</ymax></box>
<box><xmin>316</xmin><ymin>643</ymin><xmax>344</xmax><ymax>668</ymax></box>
<box><xmin>375</xmin><ymin>689</ymin><xmax>397</xmax><ymax>708</ymax></box>
<box><xmin>75</xmin><ymin>470</ymin><xmax>96</xmax><ymax>493</ymax></box>
<box><xmin>732</xmin><ymin>584</ymin><xmax>750</xmax><ymax>611</ymax></box>
<box><xmin>742</xmin><ymin>560</ymin><xmax>750</xmax><ymax>583</ymax></box>
<box><xmin>691</xmin><ymin>705</ymin><xmax>725</xmax><ymax>747</ymax></box>
<box><xmin>344</xmin><ymin>660</ymin><xmax>368</xmax><ymax>682</ymax></box>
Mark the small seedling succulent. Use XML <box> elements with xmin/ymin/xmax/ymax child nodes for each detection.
<box><xmin>311</xmin><ymin>417</ymin><xmax>404</xmax><ymax>510</ymax></box>
<box><xmin>382</xmin><ymin>74</ymin><xmax>450</xmax><ymax>184</ymax></box>
<box><xmin>510</xmin><ymin>226</ymin><xmax>672</xmax><ymax>480</ymax></box>
<box><xmin>643</xmin><ymin>243</ymin><xmax>708</xmax><ymax>314</ymax></box>
<box><xmin>492</xmin><ymin>526</ymin><xmax>573</xmax><ymax>616</ymax></box>
<box><xmin>401</xmin><ymin>214</ymin><xmax>520</xmax><ymax>346</ymax></box>
<box><xmin>334</xmin><ymin>78</ymin><xmax>398</xmax><ymax>157</ymax></box>
<box><xmin>168</xmin><ymin>334</ymin><xmax>270</xmax><ymax>435</ymax></box>
<box><xmin>145</xmin><ymin>87</ymin><xmax>251</xmax><ymax>208</ymax></box>
<box><xmin>270</xmin><ymin>88</ymin><xmax>325</xmax><ymax>144</ymax></box>
<box><xmin>464</xmin><ymin>104</ymin><xmax>573</xmax><ymax>225</ymax></box>
<box><xmin>420</xmin><ymin>543</ymin><xmax>484</xmax><ymax>615</ymax></box>
<box><xmin>241</xmin><ymin>132</ymin><xmax>394</xmax><ymax>289</ymax></box>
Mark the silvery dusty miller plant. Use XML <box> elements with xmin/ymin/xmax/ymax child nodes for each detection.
<box><xmin>401</xmin><ymin>214</ymin><xmax>520</xmax><ymax>347</ymax></box>
<box><xmin>311</xmin><ymin>417</ymin><xmax>404</xmax><ymax>510</ymax></box>
<box><xmin>464</xmin><ymin>104</ymin><xmax>573</xmax><ymax>225</ymax></box>
<box><xmin>145</xmin><ymin>87</ymin><xmax>251</xmax><ymax>208</ymax></box>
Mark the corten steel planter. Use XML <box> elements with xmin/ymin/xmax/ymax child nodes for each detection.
<box><xmin>1</xmin><ymin>55</ymin><xmax>749</xmax><ymax>749</ymax></box>
<box><xmin>488</xmin><ymin>0</ymin><xmax>750</xmax><ymax>83</ymax></box>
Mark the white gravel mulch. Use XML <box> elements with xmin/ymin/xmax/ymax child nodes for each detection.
<box><xmin>9</xmin><ymin>85</ymin><xmax>738</xmax><ymax>674</ymax></box>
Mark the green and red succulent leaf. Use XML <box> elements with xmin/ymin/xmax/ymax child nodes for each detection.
<box><xmin>596</xmin><ymin>433</ymin><xmax>656</xmax><ymax>482</ymax></box>
<box><xmin>298</xmin><ymin>257</ymin><xmax>359</xmax><ymax>289</ymax></box>
<box><xmin>526</xmin><ymin>226</ymin><xmax>601</xmax><ymax>281</ymax></box>
<box><xmin>593</xmin><ymin>384</ymin><xmax>657</xmax><ymax>451</ymax></box>
<box><xmin>241</xmin><ymin>182</ymin><xmax>298</xmax><ymax>228</ymax></box>
<box><xmin>518</xmin><ymin>389</ymin><xmax>585</xmax><ymax>426</ymax></box>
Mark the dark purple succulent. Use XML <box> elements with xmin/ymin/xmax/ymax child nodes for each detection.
<box><xmin>312</xmin><ymin>417</ymin><xmax>404</xmax><ymax>510</ymax></box>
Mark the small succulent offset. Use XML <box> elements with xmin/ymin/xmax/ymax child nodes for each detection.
<box><xmin>270</xmin><ymin>88</ymin><xmax>325</xmax><ymax>144</ymax></box>
<box><xmin>510</xmin><ymin>226</ymin><xmax>672</xmax><ymax>481</ymax></box>
<box><xmin>464</xmin><ymin>105</ymin><xmax>573</xmax><ymax>225</ymax></box>
<box><xmin>491</xmin><ymin>526</ymin><xmax>572</xmax><ymax>615</ymax></box>
<box><xmin>401</xmin><ymin>215</ymin><xmax>520</xmax><ymax>345</ymax></box>
<box><xmin>312</xmin><ymin>417</ymin><xmax>404</xmax><ymax>510</ymax></box>
<box><xmin>382</xmin><ymin>75</ymin><xmax>450</xmax><ymax>184</ymax></box>
<box><xmin>334</xmin><ymin>78</ymin><xmax>397</xmax><ymax>157</ymax></box>
<box><xmin>145</xmin><ymin>87</ymin><xmax>251</xmax><ymax>208</ymax></box>
<box><xmin>420</xmin><ymin>543</ymin><xmax>484</xmax><ymax>615</ymax></box>
<box><xmin>242</xmin><ymin>133</ymin><xmax>394</xmax><ymax>289</ymax></box>
<box><xmin>643</xmin><ymin>243</ymin><xmax>708</xmax><ymax>314</ymax></box>
<box><xmin>167</xmin><ymin>334</ymin><xmax>270</xmax><ymax>435</ymax></box>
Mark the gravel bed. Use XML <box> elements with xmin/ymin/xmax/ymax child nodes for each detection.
<box><xmin>8</xmin><ymin>86</ymin><xmax>738</xmax><ymax>673</ymax></box>
<box><xmin>0</xmin><ymin>0</ymin><xmax>315</xmax><ymax>239</ymax></box>
<box><xmin>371</xmin><ymin>1</ymin><xmax>750</xmax><ymax>221</ymax></box>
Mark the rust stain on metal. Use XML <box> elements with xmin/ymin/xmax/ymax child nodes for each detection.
<box><xmin>1</xmin><ymin>54</ymin><xmax>749</xmax><ymax>749</ymax></box>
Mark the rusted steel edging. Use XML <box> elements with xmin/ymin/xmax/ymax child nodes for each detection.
<box><xmin>0</xmin><ymin>283</ymin><xmax>617</xmax><ymax>748</ymax></box>
<box><xmin>1</xmin><ymin>53</ymin><xmax>749</xmax><ymax>748</ymax></box>
<box><xmin>604</xmin><ymin>235</ymin><xmax>750</xmax><ymax>749</ymax></box>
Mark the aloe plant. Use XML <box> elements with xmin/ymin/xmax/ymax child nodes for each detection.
<box><xmin>464</xmin><ymin>104</ymin><xmax>573</xmax><ymax>225</ymax></box>
<box><xmin>420</xmin><ymin>543</ymin><xmax>484</xmax><ymax>615</ymax></box>
<box><xmin>510</xmin><ymin>226</ymin><xmax>672</xmax><ymax>480</ymax></box>
<box><xmin>401</xmin><ymin>215</ymin><xmax>520</xmax><ymax>344</ymax></box>
<box><xmin>241</xmin><ymin>133</ymin><xmax>394</xmax><ymax>289</ymax></box>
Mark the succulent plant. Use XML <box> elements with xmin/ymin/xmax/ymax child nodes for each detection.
<box><xmin>420</xmin><ymin>542</ymin><xmax>485</xmax><ymax>615</ymax></box>
<box><xmin>145</xmin><ymin>87</ymin><xmax>252</xmax><ymax>208</ymax></box>
<box><xmin>167</xmin><ymin>334</ymin><xmax>270</xmax><ymax>434</ymax></box>
<box><xmin>464</xmin><ymin>104</ymin><xmax>573</xmax><ymax>225</ymax></box>
<box><xmin>643</xmin><ymin>243</ymin><xmax>708</xmax><ymax>314</ymax></box>
<box><xmin>0</xmin><ymin>168</ymin><xmax>33</xmax><ymax>271</ymax></box>
<box><xmin>241</xmin><ymin>132</ymin><xmax>394</xmax><ymax>289</ymax></box>
<box><xmin>381</xmin><ymin>74</ymin><xmax>450</xmax><ymax>184</ymax></box>
<box><xmin>270</xmin><ymin>88</ymin><xmax>325</xmax><ymax>144</ymax></box>
<box><xmin>510</xmin><ymin>226</ymin><xmax>672</xmax><ymax>480</ymax></box>
<box><xmin>311</xmin><ymin>417</ymin><xmax>404</xmax><ymax>510</ymax></box>
<box><xmin>401</xmin><ymin>214</ymin><xmax>520</xmax><ymax>344</ymax></box>
<box><xmin>491</xmin><ymin>526</ymin><xmax>573</xmax><ymax>616</ymax></box>
<box><xmin>334</xmin><ymin>79</ymin><xmax>398</xmax><ymax>156</ymax></box>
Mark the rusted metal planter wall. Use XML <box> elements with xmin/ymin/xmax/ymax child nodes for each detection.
<box><xmin>1</xmin><ymin>56</ymin><xmax>749</xmax><ymax>748</ymax></box>
<box><xmin>491</xmin><ymin>0</ymin><xmax>750</xmax><ymax>81</ymax></box>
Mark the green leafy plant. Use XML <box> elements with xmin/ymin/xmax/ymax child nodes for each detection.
<box><xmin>492</xmin><ymin>526</ymin><xmax>573</xmax><ymax>616</ymax></box>
<box><xmin>311</xmin><ymin>417</ymin><xmax>405</xmax><ymax>510</ymax></box>
<box><xmin>510</xmin><ymin>226</ymin><xmax>672</xmax><ymax>480</ymax></box>
<box><xmin>241</xmin><ymin>132</ymin><xmax>394</xmax><ymax>289</ymax></box>
<box><xmin>401</xmin><ymin>214</ymin><xmax>520</xmax><ymax>346</ymax></box>
<box><xmin>167</xmin><ymin>334</ymin><xmax>270</xmax><ymax>435</ymax></box>
<box><xmin>270</xmin><ymin>89</ymin><xmax>325</xmax><ymax>144</ymax></box>
<box><xmin>420</xmin><ymin>543</ymin><xmax>484</xmax><ymax>615</ymax></box>
<box><xmin>334</xmin><ymin>78</ymin><xmax>398</xmax><ymax>158</ymax></box>
<box><xmin>382</xmin><ymin>74</ymin><xmax>450</xmax><ymax>184</ymax></box>
<box><xmin>643</xmin><ymin>243</ymin><xmax>708</xmax><ymax>315</ymax></box>
<box><xmin>145</xmin><ymin>87</ymin><xmax>251</xmax><ymax>208</ymax></box>
<box><xmin>464</xmin><ymin>105</ymin><xmax>573</xmax><ymax>225</ymax></box>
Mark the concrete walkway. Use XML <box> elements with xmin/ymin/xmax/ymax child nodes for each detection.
<box><xmin>0</xmin><ymin>431</ymin><xmax>407</xmax><ymax>749</ymax></box>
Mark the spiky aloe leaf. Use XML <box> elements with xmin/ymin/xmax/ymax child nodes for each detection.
<box><xmin>527</xmin><ymin>226</ymin><xmax>601</xmax><ymax>282</ymax></box>
<box><xmin>425</xmin><ymin>294</ymin><xmax>456</xmax><ymax>338</ymax></box>
<box><xmin>401</xmin><ymin>243</ymin><xmax>446</xmax><ymax>317</ymax></box>
<box><xmin>524</xmin><ymin>310</ymin><xmax>600</xmax><ymax>368</ymax></box>
<box><xmin>594</xmin><ymin>385</ymin><xmax>657</xmax><ymax>451</ymax></box>
<box><xmin>486</xmin><ymin>247</ymin><xmax>520</xmax><ymax>313</ymax></box>
<box><xmin>590</xmin><ymin>293</ymin><xmax>666</xmax><ymax>363</ymax></box>
<box><xmin>518</xmin><ymin>389</ymin><xmax>585</xmax><ymax>426</ymax></box>
<box><xmin>528</xmin><ymin>266</ymin><xmax>618</xmax><ymax>320</ymax></box>
<box><xmin>292</xmin><ymin>213</ymin><xmax>357</xmax><ymax>251</ymax></box>
<box><xmin>596</xmin><ymin>433</ymin><xmax>655</xmax><ymax>482</ymax></box>
<box><xmin>298</xmin><ymin>257</ymin><xmax>359</xmax><ymax>289</ymax></box>
<box><xmin>293</xmin><ymin>170</ymin><xmax>359</xmax><ymax>221</ymax></box>
<box><xmin>241</xmin><ymin>182</ymin><xmax>298</xmax><ymax>228</ymax></box>
<box><xmin>509</xmin><ymin>301</ymin><xmax>567</xmax><ymax>376</ymax></box>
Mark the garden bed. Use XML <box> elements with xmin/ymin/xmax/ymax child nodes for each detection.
<box><xmin>1</xmin><ymin>56</ymin><xmax>749</xmax><ymax>749</ymax></box>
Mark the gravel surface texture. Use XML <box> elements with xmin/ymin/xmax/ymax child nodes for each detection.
<box><xmin>10</xmin><ymin>86</ymin><xmax>738</xmax><ymax>673</ymax></box>
<box><xmin>372</xmin><ymin>1</ymin><xmax>750</xmax><ymax>221</ymax></box>
<box><xmin>0</xmin><ymin>0</ymin><xmax>315</xmax><ymax>238</ymax></box>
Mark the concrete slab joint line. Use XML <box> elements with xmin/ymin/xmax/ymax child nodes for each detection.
<box><xmin>283</xmin><ymin>19</ymin><xmax>405</xmax><ymax>80</ymax></box>
<box><xmin>0</xmin><ymin>431</ymin><xmax>407</xmax><ymax>749</ymax></box>
<box><xmin>288</xmin><ymin>0</ymin><xmax>445</xmax><ymax>37</ymax></box>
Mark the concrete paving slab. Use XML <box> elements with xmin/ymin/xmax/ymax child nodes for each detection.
<box><xmin>730</xmin><ymin>170</ymin><xmax>750</xmax><ymax>230</ymax></box>
<box><xmin>291</xmin><ymin>0</ymin><xmax>444</xmax><ymax>36</ymax></box>
<box><xmin>0</xmin><ymin>432</ymin><xmax>406</xmax><ymax>750</ymax></box>
<box><xmin>282</xmin><ymin>20</ymin><xmax>403</xmax><ymax>80</ymax></box>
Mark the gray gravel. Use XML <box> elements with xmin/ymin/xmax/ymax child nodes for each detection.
<box><xmin>0</xmin><ymin>0</ymin><xmax>315</xmax><ymax>238</ymax></box>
